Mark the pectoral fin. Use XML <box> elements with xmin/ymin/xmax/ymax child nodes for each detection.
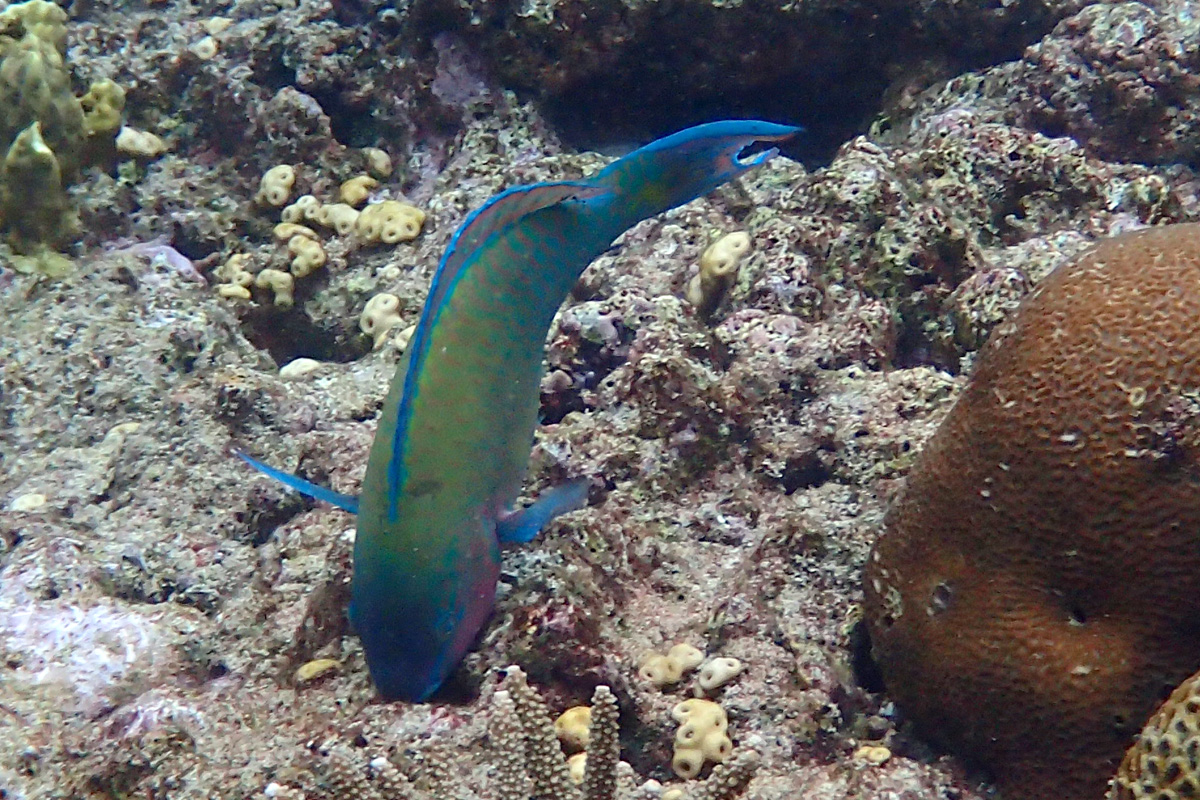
<box><xmin>234</xmin><ymin>449</ymin><xmax>360</xmax><ymax>514</ymax></box>
<box><xmin>496</xmin><ymin>478</ymin><xmax>590</xmax><ymax>544</ymax></box>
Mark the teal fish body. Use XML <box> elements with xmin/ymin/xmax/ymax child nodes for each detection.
<box><xmin>353</xmin><ymin>182</ymin><xmax>609</xmax><ymax>700</ymax></box>
<box><xmin>238</xmin><ymin>120</ymin><xmax>799</xmax><ymax>701</ymax></box>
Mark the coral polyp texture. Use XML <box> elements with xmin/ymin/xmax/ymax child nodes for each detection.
<box><xmin>864</xmin><ymin>223</ymin><xmax>1200</xmax><ymax>800</ymax></box>
<box><xmin>1110</xmin><ymin>668</ymin><xmax>1200</xmax><ymax>800</ymax></box>
<box><xmin>491</xmin><ymin>666</ymin><xmax>757</xmax><ymax>800</ymax></box>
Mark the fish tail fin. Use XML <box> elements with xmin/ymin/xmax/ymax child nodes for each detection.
<box><xmin>233</xmin><ymin>448</ymin><xmax>359</xmax><ymax>514</ymax></box>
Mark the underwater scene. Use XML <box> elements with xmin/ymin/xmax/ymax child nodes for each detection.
<box><xmin>2</xmin><ymin>0</ymin><xmax>1200</xmax><ymax>797</ymax></box>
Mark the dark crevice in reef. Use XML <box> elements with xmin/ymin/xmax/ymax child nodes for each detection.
<box><xmin>848</xmin><ymin>618</ymin><xmax>886</xmax><ymax>694</ymax></box>
<box><xmin>412</xmin><ymin>0</ymin><xmax>1074</xmax><ymax>167</ymax></box>
<box><xmin>309</xmin><ymin>84</ymin><xmax>379</xmax><ymax>149</ymax></box>
<box><xmin>242</xmin><ymin>307</ymin><xmax>372</xmax><ymax>366</ymax></box>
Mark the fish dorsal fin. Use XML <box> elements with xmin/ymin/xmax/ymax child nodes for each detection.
<box><xmin>387</xmin><ymin>181</ymin><xmax>609</xmax><ymax>517</ymax></box>
<box><xmin>433</xmin><ymin>181</ymin><xmax>608</xmax><ymax>313</ymax></box>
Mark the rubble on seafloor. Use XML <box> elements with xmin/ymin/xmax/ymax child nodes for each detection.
<box><xmin>1</xmin><ymin>0</ymin><xmax>1199</xmax><ymax>796</ymax></box>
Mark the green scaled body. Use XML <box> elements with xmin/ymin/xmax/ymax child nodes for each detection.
<box><xmin>239</xmin><ymin>120</ymin><xmax>799</xmax><ymax>701</ymax></box>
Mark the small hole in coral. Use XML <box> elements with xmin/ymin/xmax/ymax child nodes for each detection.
<box><xmin>1068</xmin><ymin>606</ymin><xmax>1088</xmax><ymax>626</ymax></box>
<box><xmin>929</xmin><ymin>582</ymin><xmax>953</xmax><ymax>615</ymax></box>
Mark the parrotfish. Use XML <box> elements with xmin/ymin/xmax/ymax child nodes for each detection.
<box><xmin>238</xmin><ymin>120</ymin><xmax>799</xmax><ymax>701</ymax></box>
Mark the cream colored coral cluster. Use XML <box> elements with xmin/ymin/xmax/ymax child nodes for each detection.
<box><xmin>639</xmin><ymin>643</ymin><xmax>743</xmax><ymax>692</ymax></box>
<box><xmin>639</xmin><ymin>643</ymin><xmax>705</xmax><ymax>687</ymax></box>
<box><xmin>271</xmin><ymin>167</ymin><xmax>425</xmax><ymax>246</ymax></box>
<box><xmin>671</xmin><ymin>699</ymin><xmax>733</xmax><ymax>779</ymax></box>
<box><xmin>215</xmin><ymin>154</ymin><xmax>426</xmax><ymax>308</ymax></box>
<box><xmin>360</xmin><ymin>292</ymin><xmax>415</xmax><ymax>350</ymax></box>
<box><xmin>635</xmin><ymin>642</ymin><xmax>747</xmax><ymax>782</ymax></box>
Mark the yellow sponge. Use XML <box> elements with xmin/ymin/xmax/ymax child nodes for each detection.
<box><xmin>79</xmin><ymin>79</ymin><xmax>125</xmax><ymax>138</ymax></box>
<box><xmin>317</xmin><ymin>202</ymin><xmax>359</xmax><ymax>236</ymax></box>
<box><xmin>639</xmin><ymin>643</ymin><xmax>705</xmax><ymax>687</ymax></box>
<box><xmin>698</xmin><ymin>657</ymin><xmax>743</xmax><ymax>691</ymax></box>
<box><xmin>567</xmin><ymin>752</ymin><xmax>587</xmax><ymax>785</ymax></box>
<box><xmin>0</xmin><ymin>0</ymin><xmax>69</xmax><ymax>51</ymax></box>
<box><xmin>115</xmin><ymin>127</ymin><xmax>166</xmax><ymax>158</ymax></box>
<box><xmin>356</xmin><ymin>199</ymin><xmax>425</xmax><ymax>244</ymax></box>
<box><xmin>339</xmin><ymin>175</ymin><xmax>378</xmax><ymax>207</ymax></box>
<box><xmin>273</xmin><ymin>222</ymin><xmax>318</xmax><ymax>242</ymax></box>
<box><xmin>671</xmin><ymin>698</ymin><xmax>733</xmax><ymax>778</ymax></box>
<box><xmin>287</xmin><ymin>235</ymin><xmax>325</xmax><ymax>277</ymax></box>
<box><xmin>257</xmin><ymin>164</ymin><xmax>296</xmax><ymax>206</ymax></box>
<box><xmin>281</xmin><ymin>194</ymin><xmax>321</xmax><ymax>224</ymax></box>
<box><xmin>255</xmin><ymin>268</ymin><xmax>295</xmax><ymax>307</ymax></box>
<box><xmin>2</xmin><ymin>121</ymin><xmax>75</xmax><ymax>253</ymax></box>
<box><xmin>362</xmin><ymin>147</ymin><xmax>392</xmax><ymax>179</ymax></box>
<box><xmin>685</xmin><ymin>231</ymin><xmax>751</xmax><ymax>318</ymax></box>
<box><xmin>554</xmin><ymin>705</ymin><xmax>592</xmax><ymax>751</ymax></box>
<box><xmin>213</xmin><ymin>253</ymin><xmax>254</xmax><ymax>300</ymax></box>
<box><xmin>360</xmin><ymin>293</ymin><xmax>402</xmax><ymax>349</ymax></box>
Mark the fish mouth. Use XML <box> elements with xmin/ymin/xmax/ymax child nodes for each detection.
<box><xmin>735</xmin><ymin>143</ymin><xmax>782</xmax><ymax>168</ymax></box>
<box><xmin>734</xmin><ymin>129</ymin><xmax>801</xmax><ymax>167</ymax></box>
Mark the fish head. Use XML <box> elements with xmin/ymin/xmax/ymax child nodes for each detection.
<box><xmin>594</xmin><ymin>119</ymin><xmax>801</xmax><ymax>219</ymax></box>
<box><xmin>349</xmin><ymin>515</ymin><xmax>501</xmax><ymax>702</ymax></box>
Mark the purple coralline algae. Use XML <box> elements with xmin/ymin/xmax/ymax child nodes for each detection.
<box><xmin>0</xmin><ymin>0</ymin><xmax>1198</xmax><ymax>797</ymax></box>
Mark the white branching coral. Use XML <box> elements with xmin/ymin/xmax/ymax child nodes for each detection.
<box><xmin>582</xmin><ymin>686</ymin><xmax>620</xmax><ymax>800</ymax></box>
<box><xmin>306</xmin><ymin>740</ymin><xmax>426</xmax><ymax>800</ymax></box>
<box><xmin>494</xmin><ymin>665</ymin><xmax>579</xmax><ymax>799</ymax></box>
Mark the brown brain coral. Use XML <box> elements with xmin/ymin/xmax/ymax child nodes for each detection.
<box><xmin>1110</xmin><ymin>668</ymin><xmax>1200</xmax><ymax>800</ymax></box>
<box><xmin>863</xmin><ymin>223</ymin><xmax>1200</xmax><ymax>800</ymax></box>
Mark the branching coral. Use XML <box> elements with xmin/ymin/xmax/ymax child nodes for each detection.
<box><xmin>491</xmin><ymin>665</ymin><xmax>758</xmax><ymax>800</ymax></box>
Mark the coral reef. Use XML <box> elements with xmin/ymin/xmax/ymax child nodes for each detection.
<box><xmin>492</xmin><ymin>665</ymin><xmax>757</xmax><ymax>800</ymax></box>
<box><xmin>405</xmin><ymin>0</ymin><xmax>1089</xmax><ymax>155</ymax></box>
<box><xmin>671</xmin><ymin>698</ymin><xmax>734</xmax><ymax>778</ymax></box>
<box><xmin>1</xmin><ymin>0</ymin><xmax>1199</xmax><ymax>796</ymax></box>
<box><xmin>864</xmin><ymin>224</ymin><xmax>1200</xmax><ymax>800</ymax></box>
<box><xmin>638</xmin><ymin>643</ymin><xmax>706</xmax><ymax>688</ymax></box>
